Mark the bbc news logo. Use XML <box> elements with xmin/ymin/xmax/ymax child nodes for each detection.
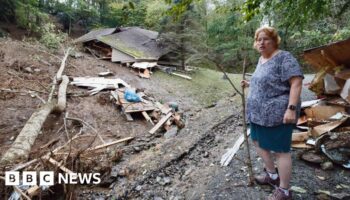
<box><xmin>5</xmin><ymin>171</ymin><xmax>101</xmax><ymax>186</ymax></box>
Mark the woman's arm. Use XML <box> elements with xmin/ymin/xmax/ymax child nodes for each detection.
<box><xmin>283</xmin><ymin>76</ymin><xmax>303</xmax><ymax>124</ymax></box>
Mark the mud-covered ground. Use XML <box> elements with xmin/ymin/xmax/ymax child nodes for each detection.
<box><xmin>0</xmin><ymin>37</ymin><xmax>349</xmax><ymax>200</ymax></box>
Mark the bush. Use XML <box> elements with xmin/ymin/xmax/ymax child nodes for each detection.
<box><xmin>39</xmin><ymin>23</ymin><xmax>67</xmax><ymax>49</ymax></box>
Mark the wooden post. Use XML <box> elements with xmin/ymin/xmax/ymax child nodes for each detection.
<box><xmin>241</xmin><ymin>56</ymin><xmax>254</xmax><ymax>185</ymax></box>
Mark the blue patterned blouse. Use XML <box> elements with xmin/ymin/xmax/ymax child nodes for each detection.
<box><xmin>247</xmin><ymin>50</ymin><xmax>304</xmax><ymax>127</ymax></box>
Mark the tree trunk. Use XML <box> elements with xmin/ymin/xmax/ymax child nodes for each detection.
<box><xmin>0</xmin><ymin>100</ymin><xmax>57</xmax><ymax>165</ymax></box>
<box><xmin>55</xmin><ymin>75</ymin><xmax>69</xmax><ymax>112</ymax></box>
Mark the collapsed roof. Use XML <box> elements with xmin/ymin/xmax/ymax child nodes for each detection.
<box><xmin>73</xmin><ymin>28</ymin><xmax>118</xmax><ymax>43</ymax></box>
<box><xmin>74</xmin><ymin>27</ymin><xmax>170</xmax><ymax>62</ymax></box>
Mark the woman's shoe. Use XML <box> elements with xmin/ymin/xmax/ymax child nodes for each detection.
<box><xmin>268</xmin><ymin>187</ymin><xmax>292</xmax><ymax>200</ymax></box>
<box><xmin>254</xmin><ymin>168</ymin><xmax>280</xmax><ymax>187</ymax></box>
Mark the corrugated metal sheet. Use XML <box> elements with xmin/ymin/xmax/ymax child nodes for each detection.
<box><xmin>303</xmin><ymin>38</ymin><xmax>350</xmax><ymax>73</ymax></box>
<box><xmin>111</xmin><ymin>48</ymin><xmax>136</xmax><ymax>63</ymax></box>
<box><xmin>74</xmin><ymin>28</ymin><xmax>117</xmax><ymax>43</ymax></box>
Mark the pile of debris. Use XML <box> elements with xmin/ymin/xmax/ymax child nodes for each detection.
<box><xmin>292</xmin><ymin>38</ymin><xmax>350</xmax><ymax>169</ymax></box>
<box><xmin>4</xmin><ymin>116</ymin><xmax>134</xmax><ymax>199</ymax></box>
<box><xmin>73</xmin><ymin>27</ymin><xmax>188</xmax><ymax>79</ymax></box>
<box><xmin>71</xmin><ymin>76</ymin><xmax>185</xmax><ymax>135</ymax></box>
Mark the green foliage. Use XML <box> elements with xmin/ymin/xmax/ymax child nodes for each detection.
<box><xmin>3</xmin><ymin>0</ymin><xmax>350</xmax><ymax>73</ymax></box>
<box><xmin>144</xmin><ymin>0</ymin><xmax>168</xmax><ymax>30</ymax></box>
<box><xmin>15</xmin><ymin>1</ymin><xmax>49</xmax><ymax>33</ymax></box>
<box><xmin>39</xmin><ymin>23</ymin><xmax>67</xmax><ymax>49</ymax></box>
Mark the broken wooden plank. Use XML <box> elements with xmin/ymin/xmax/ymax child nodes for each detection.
<box><xmin>27</xmin><ymin>185</ymin><xmax>40</xmax><ymax>198</ymax></box>
<box><xmin>311</xmin><ymin>118</ymin><xmax>347</xmax><ymax>137</ymax></box>
<box><xmin>301</xmin><ymin>99</ymin><xmax>322</xmax><ymax>108</ymax></box>
<box><xmin>220</xmin><ymin>130</ymin><xmax>251</xmax><ymax>166</ymax></box>
<box><xmin>142</xmin><ymin>111</ymin><xmax>154</xmax><ymax>125</ymax></box>
<box><xmin>155</xmin><ymin>102</ymin><xmax>172</xmax><ymax>114</ymax></box>
<box><xmin>149</xmin><ymin>112</ymin><xmax>173</xmax><ymax>134</ymax></box>
<box><xmin>125</xmin><ymin>113</ymin><xmax>134</xmax><ymax>121</ymax></box>
<box><xmin>305</xmin><ymin>105</ymin><xmax>345</xmax><ymax>120</ymax></box>
<box><xmin>171</xmin><ymin>72</ymin><xmax>192</xmax><ymax>80</ymax></box>
<box><xmin>110</xmin><ymin>91</ymin><xmax>120</xmax><ymax>105</ymax></box>
<box><xmin>86</xmin><ymin>137</ymin><xmax>134</xmax><ymax>151</ymax></box>
<box><xmin>71</xmin><ymin>77</ymin><xmax>130</xmax><ymax>95</ymax></box>
<box><xmin>292</xmin><ymin>131</ymin><xmax>309</xmax><ymax>142</ymax></box>
<box><xmin>291</xmin><ymin>142</ymin><xmax>313</xmax><ymax>149</ymax></box>
<box><xmin>47</xmin><ymin>158</ymin><xmax>74</xmax><ymax>174</ymax></box>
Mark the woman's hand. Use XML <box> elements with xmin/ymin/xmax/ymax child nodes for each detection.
<box><xmin>241</xmin><ymin>80</ymin><xmax>250</xmax><ymax>88</ymax></box>
<box><xmin>283</xmin><ymin>109</ymin><xmax>296</xmax><ymax>124</ymax></box>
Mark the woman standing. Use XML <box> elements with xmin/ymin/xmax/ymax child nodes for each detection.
<box><xmin>241</xmin><ymin>26</ymin><xmax>303</xmax><ymax>200</ymax></box>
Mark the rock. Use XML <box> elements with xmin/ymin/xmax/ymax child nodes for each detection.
<box><xmin>119</xmin><ymin>168</ymin><xmax>129</xmax><ymax>177</ymax></box>
<box><xmin>183</xmin><ymin>168</ymin><xmax>193</xmax><ymax>179</ymax></box>
<box><xmin>24</xmin><ymin>67</ymin><xmax>33</xmax><ymax>73</ymax></box>
<box><xmin>110</xmin><ymin>167</ymin><xmax>118</xmax><ymax>178</ymax></box>
<box><xmin>203</xmin><ymin>151</ymin><xmax>209</xmax><ymax>158</ymax></box>
<box><xmin>301</xmin><ymin>151</ymin><xmax>324</xmax><ymax>164</ymax></box>
<box><xmin>163</xmin><ymin>176</ymin><xmax>171</xmax><ymax>185</ymax></box>
<box><xmin>156</xmin><ymin>176</ymin><xmax>162</xmax><ymax>183</ymax></box>
<box><xmin>321</xmin><ymin>161</ymin><xmax>333</xmax><ymax>170</ymax></box>
<box><xmin>164</xmin><ymin>126</ymin><xmax>178</xmax><ymax>138</ymax></box>
<box><xmin>170</xmin><ymin>196</ymin><xmax>184</xmax><ymax>200</ymax></box>
<box><xmin>154</xmin><ymin>197</ymin><xmax>164</xmax><ymax>200</ymax></box>
<box><xmin>34</xmin><ymin>68</ymin><xmax>41</xmax><ymax>73</ymax></box>
<box><xmin>9</xmin><ymin>136</ymin><xmax>15</xmax><ymax>141</ymax></box>
<box><xmin>133</xmin><ymin>146</ymin><xmax>141</xmax><ymax>152</ymax></box>
<box><xmin>135</xmin><ymin>185</ymin><xmax>142</xmax><ymax>191</ymax></box>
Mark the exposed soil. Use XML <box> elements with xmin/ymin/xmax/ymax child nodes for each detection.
<box><xmin>0</xmin><ymin>37</ymin><xmax>349</xmax><ymax>200</ymax></box>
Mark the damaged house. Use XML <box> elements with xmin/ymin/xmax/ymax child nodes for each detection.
<box><xmin>74</xmin><ymin>27</ymin><xmax>180</xmax><ymax>78</ymax></box>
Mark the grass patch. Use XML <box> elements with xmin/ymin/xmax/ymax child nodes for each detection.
<box><xmin>153</xmin><ymin>68</ymin><xmax>243</xmax><ymax>107</ymax></box>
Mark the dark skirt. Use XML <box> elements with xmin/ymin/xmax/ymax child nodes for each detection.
<box><xmin>250</xmin><ymin>122</ymin><xmax>294</xmax><ymax>153</ymax></box>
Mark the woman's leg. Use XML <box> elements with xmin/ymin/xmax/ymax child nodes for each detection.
<box><xmin>275</xmin><ymin>152</ymin><xmax>292</xmax><ymax>189</ymax></box>
<box><xmin>253</xmin><ymin>141</ymin><xmax>275</xmax><ymax>172</ymax></box>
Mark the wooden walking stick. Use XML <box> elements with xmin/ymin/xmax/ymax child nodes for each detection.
<box><xmin>217</xmin><ymin>55</ymin><xmax>254</xmax><ymax>185</ymax></box>
<box><xmin>241</xmin><ymin>56</ymin><xmax>254</xmax><ymax>185</ymax></box>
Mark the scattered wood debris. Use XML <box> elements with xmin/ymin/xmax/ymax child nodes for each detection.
<box><xmin>71</xmin><ymin>77</ymin><xmax>130</xmax><ymax>95</ymax></box>
<box><xmin>293</xmin><ymin>38</ymin><xmax>350</xmax><ymax>169</ymax></box>
<box><xmin>110</xmin><ymin>87</ymin><xmax>185</xmax><ymax>134</ymax></box>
